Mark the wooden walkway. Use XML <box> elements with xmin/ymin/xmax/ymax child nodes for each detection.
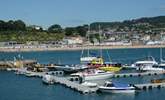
<box><xmin>52</xmin><ymin>76</ymin><xmax>98</xmax><ymax>94</ymax></box>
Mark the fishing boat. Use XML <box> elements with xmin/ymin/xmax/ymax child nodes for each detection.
<box><xmin>99</xmin><ymin>81</ymin><xmax>135</xmax><ymax>93</ymax></box>
<box><xmin>99</xmin><ymin>62</ymin><xmax>122</xmax><ymax>72</ymax></box>
<box><xmin>71</xmin><ymin>69</ymin><xmax>114</xmax><ymax>81</ymax></box>
<box><xmin>87</xmin><ymin>57</ymin><xmax>122</xmax><ymax>72</ymax></box>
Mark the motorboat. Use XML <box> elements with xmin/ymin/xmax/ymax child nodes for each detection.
<box><xmin>42</xmin><ymin>74</ymin><xmax>54</xmax><ymax>85</ymax></box>
<box><xmin>99</xmin><ymin>81</ymin><xmax>135</xmax><ymax>93</ymax></box>
<box><xmin>131</xmin><ymin>56</ymin><xmax>158</xmax><ymax>71</ymax></box>
<box><xmin>46</xmin><ymin>64</ymin><xmax>88</xmax><ymax>74</ymax></box>
<box><xmin>71</xmin><ymin>69</ymin><xmax>114</xmax><ymax>81</ymax></box>
<box><xmin>56</xmin><ymin>64</ymin><xmax>88</xmax><ymax>73</ymax></box>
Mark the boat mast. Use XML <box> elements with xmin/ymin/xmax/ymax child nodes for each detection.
<box><xmin>99</xmin><ymin>25</ymin><xmax>102</xmax><ymax>58</ymax></box>
<box><xmin>87</xmin><ymin>25</ymin><xmax>90</xmax><ymax>57</ymax></box>
<box><xmin>160</xmin><ymin>33</ymin><xmax>162</xmax><ymax>63</ymax></box>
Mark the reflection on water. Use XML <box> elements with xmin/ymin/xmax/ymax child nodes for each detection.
<box><xmin>99</xmin><ymin>93</ymin><xmax>135</xmax><ymax>100</ymax></box>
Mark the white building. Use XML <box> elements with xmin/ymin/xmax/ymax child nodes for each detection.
<box><xmin>63</xmin><ymin>37</ymin><xmax>83</xmax><ymax>45</ymax></box>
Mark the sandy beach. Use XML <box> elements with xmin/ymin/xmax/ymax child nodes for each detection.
<box><xmin>0</xmin><ymin>45</ymin><xmax>165</xmax><ymax>52</ymax></box>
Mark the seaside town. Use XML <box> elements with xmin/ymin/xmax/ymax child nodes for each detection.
<box><xmin>0</xmin><ymin>16</ymin><xmax>165</xmax><ymax>51</ymax></box>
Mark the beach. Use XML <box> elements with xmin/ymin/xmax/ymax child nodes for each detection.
<box><xmin>0</xmin><ymin>45</ymin><xmax>165</xmax><ymax>52</ymax></box>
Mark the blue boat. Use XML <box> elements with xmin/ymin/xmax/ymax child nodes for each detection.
<box><xmin>99</xmin><ymin>81</ymin><xmax>135</xmax><ymax>93</ymax></box>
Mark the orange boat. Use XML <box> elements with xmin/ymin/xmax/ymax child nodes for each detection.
<box><xmin>151</xmin><ymin>79</ymin><xmax>165</xmax><ymax>83</ymax></box>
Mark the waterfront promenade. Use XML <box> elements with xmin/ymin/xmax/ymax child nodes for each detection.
<box><xmin>0</xmin><ymin>45</ymin><xmax>165</xmax><ymax>52</ymax></box>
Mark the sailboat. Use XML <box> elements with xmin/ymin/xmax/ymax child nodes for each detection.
<box><xmin>80</xmin><ymin>26</ymin><xmax>97</xmax><ymax>63</ymax></box>
<box><xmin>87</xmin><ymin>25</ymin><xmax>122</xmax><ymax>72</ymax></box>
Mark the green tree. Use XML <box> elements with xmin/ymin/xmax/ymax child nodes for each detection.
<box><xmin>48</xmin><ymin>24</ymin><xmax>62</xmax><ymax>33</ymax></box>
<box><xmin>13</xmin><ymin>20</ymin><xmax>26</xmax><ymax>31</ymax></box>
<box><xmin>64</xmin><ymin>27</ymin><xmax>76</xmax><ymax>36</ymax></box>
<box><xmin>76</xmin><ymin>25</ymin><xmax>88</xmax><ymax>37</ymax></box>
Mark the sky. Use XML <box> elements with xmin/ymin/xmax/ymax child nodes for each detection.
<box><xmin>0</xmin><ymin>0</ymin><xmax>165</xmax><ymax>28</ymax></box>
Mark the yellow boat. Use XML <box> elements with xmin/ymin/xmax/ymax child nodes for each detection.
<box><xmin>99</xmin><ymin>66</ymin><xmax>122</xmax><ymax>72</ymax></box>
<box><xmin>88</xmin><ymin>57</ymin><xmax>122</xmax><ymax>72</ymax></box>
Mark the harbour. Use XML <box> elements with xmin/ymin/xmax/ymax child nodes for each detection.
<box><xmin>0</xmin><ymin>48</ymin><xmax>165</xmax><ymax>100</ymax></box>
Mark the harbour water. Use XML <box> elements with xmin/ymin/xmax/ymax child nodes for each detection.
<box><xmin>0</xmin><ymin>48</ymin><xmax>165</xmax><ymax>100</ymax></box>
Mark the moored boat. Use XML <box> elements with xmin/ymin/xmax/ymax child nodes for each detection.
<box><xmin>46</xmin><ymin>64</ymin><xmax>88</xmax><ymax>74</ymax></box>
<box><xmin>87</xmin><ymin>57</ymin><xmax>122</xmax><ymax>72</ymax></box>
<box><xmin>71</xmin><ymin>69</ymin><xmax>114</xmax><ymax>81</ymax></box>
<box><xmin>151</xmin><ymin>78</ymin><xmax>165</xmax><ymax>83</ymax></box>
<box><xmin>99</xmin><ymin>81</ymin><xmax>135</xmax><ymax>93</ymax></box>
<box><xmin>131</xmin><ymin>56</ymin><xmax>159</xmax><ymax>71</ymax></box>
<box><xmin>99</xmin><ymin>62</ymin><xmax>122</xmax><ymax>72</ymax></box>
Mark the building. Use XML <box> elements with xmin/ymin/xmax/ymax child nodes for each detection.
<box><xmin>63</xmin><ymin>36</ymin><xmax>84</xmax><ymax>45</ymax></box>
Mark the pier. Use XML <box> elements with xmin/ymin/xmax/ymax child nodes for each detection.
<box><xmin>12</xmin><ymin>69</ymin><xmax>165</xmax><ymax>94</ymax></box>
<box><xmin>113</xmin><ymin>71</ymin><xmax>165</xmax><ymax>78</ymax></box>
<box><xmin>52</xmin><ymin>76</ymin><xmax>98</xmax><ymax>94</ymax></box>
<box><xmin>134</xmin><ymin>82</ymin><xmax>165</xmax><ymax>90</ymax></box>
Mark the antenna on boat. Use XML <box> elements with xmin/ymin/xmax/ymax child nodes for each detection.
<box><xmin>160</xmin><ymin>33</ymin><xmax>162</xmax><ymax>63</ymax></box>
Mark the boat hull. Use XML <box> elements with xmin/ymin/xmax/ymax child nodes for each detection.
<box><xmin>99</xmin><ymin>67</ymin><xmax>122</xmax><ymax>72</ymax></box>
<box><xmin>84</xmin><ymin>73</ymin><xmax>113</xmax><ymax>81</ymax></box>
<box><xmin>99</xmin><ymin>88</ymin><xmax>135</xmax><ymax>93</ymax></box>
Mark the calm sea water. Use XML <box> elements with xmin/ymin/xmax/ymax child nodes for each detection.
<box><xmin>0</xmin><ymin>48</ymin><xmax>165</xmax><ymax>100</ymax></box>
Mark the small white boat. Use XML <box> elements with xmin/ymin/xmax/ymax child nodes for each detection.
<box><xmin>71</xmin><ymin>69</ymin><xmax>114</xmax><ymax>81</ymax></box>
<box><xmin>42</xmin><ymin>74</ymin><xmax>54</xmax><ymax>85</ymax></box>
<box><xmin>99</xmin><ymin>81</ymin><xmax>135</xmax><ymax>93</ymax></box>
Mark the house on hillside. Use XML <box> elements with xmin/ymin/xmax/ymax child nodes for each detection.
<box><xmin>62</xmin><ymin>36</ymin><xmax>84</xmax><ymax>45</ymax></box>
